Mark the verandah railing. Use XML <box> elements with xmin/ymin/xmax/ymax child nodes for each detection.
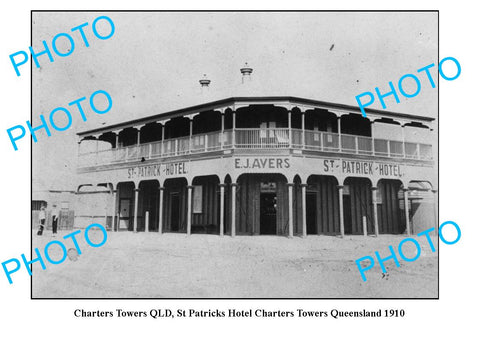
<box><xmin>78</xmin><ymin>128</ymin><xmax>433</xmax><ymax>167</ymax></box>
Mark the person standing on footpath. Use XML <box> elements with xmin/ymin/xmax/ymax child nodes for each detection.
<box><xmin>51</xmin><ymin>204</ymin><xmax>59</xmax><ymax>237</ymax></box>
<box><xmin>37</xmin><ymin>205</ymin><xmax>46</xmax><ymax>235</ymax></box>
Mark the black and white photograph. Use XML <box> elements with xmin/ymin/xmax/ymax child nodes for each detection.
<box><xmin>2</xmin><ymin>1</ymin><xmax>479</xmax><ymax>339</ymax></box>
<box><xmin>30</xmin><ymin>11</ymin><xmax>438</xmax><ymax>298</ymax></box>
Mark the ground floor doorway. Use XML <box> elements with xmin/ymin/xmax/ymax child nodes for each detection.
<box><xmin>260</xmin><ymin>193</ymin><xmax>277</xmax><ymax>234</ymax></box>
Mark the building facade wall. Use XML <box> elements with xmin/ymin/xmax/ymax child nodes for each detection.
<box><xmin>75</xmin><ymin>150</ymin><xmax>436</xmax><ymax>237</ymax></box>
<box><xmin>76</xmin><ymin>95</ymin><xmax>436</xmax><ymax>238</ymax></box>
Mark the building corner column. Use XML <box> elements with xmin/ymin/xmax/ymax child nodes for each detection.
<box><xmin>231</xmin><ymin>183</ymin><xmax>237</xmax><ymax>237</ymax></box>
<box><xmin>220</xmin><ymin>112</ymin><xmax>225</xmax><ymax>150</ymax></box>
<box><xmin>337</xmin><ymin>116</ymin><xmax>342</xmax><ymax>152</ymax></box>
<box><xmin>111</xmin><ymin>189</ymin><xmax>117</xmax><ymax>232</ymax></box>
<box><xmin>187</xmin><ymin>185</ymin><xmax>193</xmax><ymax>235</ymax></box>
<box><xmin>232</xmin><ymin>111</ymin><xmax>236</xmax><ymax>149</ymax></box>
<box><xmin>219</xmin><ymin>183</ymin><xmax>225</xmax><ymax>236</ymax></box>
<box><xmin>403</xmin><ymin>188</ymin><xmax>411</xmax><ymax>235</ymax></box>
<box><xmin>158</xmin><ymin>186</ymin><xmax>164</xmax><ymax>233</ymax></box>
<box><xmin>133</xmin><ymin>187</ymin><xmax>139</xmax><ymax>233</ymax></box>
<box><xmin>188</xmin><ymin>118</ymin><xmax>194</xmax><ymax>154</ymax></box>
<box><xmin>372</xmin><ymin>186</ymin><xmax>379</xmax><ymax>237</ymax></box>
<box><xmin>161</xmin><ymin>124</ymin><xmax>165</xmax><ymax>156</ymax></box>
<box><xmin>287</xmin><ymin>183</ymin><xmax>294</xmax><ymax>238</ymax></box>
<box><xmin>301</xmin><ymin>183</ymin><xmax>307</xmax><ymax>238</ymax></box>
<box><xmin>301</xmin><ymin>111</ymin><xmax>306</xmax><ymax>149</ymax></box>
<box><xmin>338</xmin><ymin>185</ymin><xmax>345</xmax><ymax>238</ymax></box>
<box><xmin>370</xmin><ymin>121</ymin><xmax>375</xmax><ymax>155</ymax></box>
<box><xmin>136</xmin><ymin>127</ymin><xmax>141</xmax><ymax>145</ymax></box>
<box><xmin>95</xmin><ymin>137</ymin><xmax>99</xmax><ymax>165</ymax></box>
<box><xmin>288</xmin><ymin>110</ymin><xmax>292</xmax><ymax>148</ymax></box>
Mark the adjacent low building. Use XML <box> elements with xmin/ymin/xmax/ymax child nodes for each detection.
<box><xmin>32</xmin><ymin>190</ymin><xmax>76</xmax><ymax>230</ymax></box>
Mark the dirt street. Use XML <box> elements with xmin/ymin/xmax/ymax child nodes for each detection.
<box><xmin>32</xmin><ymin>230</ymin><xmax>438</xmax><ymax>298</ymax></box>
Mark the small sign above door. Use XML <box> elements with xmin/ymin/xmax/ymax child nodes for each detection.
<box><xmin>260</xmin><ymin>182</ymin><xmax>277</xmax><ymax>193</ymax></box>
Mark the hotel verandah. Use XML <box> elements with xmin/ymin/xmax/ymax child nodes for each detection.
<box><xmin>75</xmin><ymin>65</ymin><xmax>437</xmax><ymax>238</ymax></box>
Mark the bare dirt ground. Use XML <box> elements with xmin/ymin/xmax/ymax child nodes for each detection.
<box><xmin>32</xmin><ymin>229</ymin><xmax>438</xmax><ymax>298</ymax></box>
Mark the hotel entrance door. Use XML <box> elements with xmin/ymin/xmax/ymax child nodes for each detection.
<box><xmin>260</xmin><ymin>193</ymin><xmax>277</xmax><ymax>234</ymax></box>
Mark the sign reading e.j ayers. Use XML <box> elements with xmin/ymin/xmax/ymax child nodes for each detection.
<box><xmin>234</xmin><ymin>158</ymin><xmax>291</xmax><ymax>169</ymax></box>
<box><xmin>127</xmin><ymin>162</ymin><xmax>188</xmax><ymax>179</ymax></box>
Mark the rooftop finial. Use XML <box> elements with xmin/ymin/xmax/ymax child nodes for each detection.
<box><xmin>199</xmin><ymin>74</ymin><xmax>211</xmax><ymax>95</ymax></box>
<box><xmin>199</xmin><ymin>74</ymin><xmax>211</xmax><ymax>87</ymax></box>
<box><xmin>240</xmin><ymin>62</ymin><xmax>253</xmax><ymax>83</ymax></box>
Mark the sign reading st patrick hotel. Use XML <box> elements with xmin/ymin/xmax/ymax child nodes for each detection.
<box><xmin>127</xmin><ymin>162</ymin><xmax>188</xmax><ymax>179</ymax></box>
<box><xmin>125</xmin><ymin>157</ymin><xmax>403</xmax><ymax>181</ymax></box>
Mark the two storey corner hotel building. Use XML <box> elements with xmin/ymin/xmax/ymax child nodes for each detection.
<box><xmin>76</xmin><ymin>66</ymin><xmax>437</xmax><ymax>238</ymax></box>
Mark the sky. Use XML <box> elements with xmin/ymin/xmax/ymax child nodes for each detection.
<box><xmin>31</xmin><ymin>11</ymin><xmax>438</xmax><ymax>191</ymax></box>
